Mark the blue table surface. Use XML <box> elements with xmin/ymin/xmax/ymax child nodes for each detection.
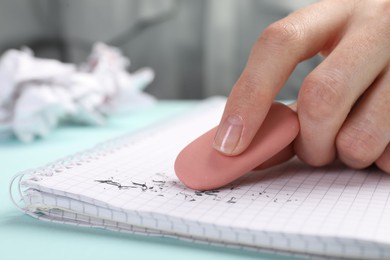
<box><xmin>0</xmin><ymin>100</ymin><xmax>300</xmax><ymax>260</ymax></box>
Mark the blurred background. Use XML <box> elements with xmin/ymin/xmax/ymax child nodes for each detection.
<box><xmin>0</xmin><ymin>0</ymin><xmax>321</xmax><ymax>100</ymax></box>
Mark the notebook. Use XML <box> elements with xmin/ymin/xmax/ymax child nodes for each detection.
<box><xmin>9</xmin><ymin>96</ymin><xmax>390</xmax><ymax>259</ymax></box>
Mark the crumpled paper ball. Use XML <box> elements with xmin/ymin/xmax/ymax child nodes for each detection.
<box><xmin>0</xmin><ymin>43</ymin><xmax>155</xmax><ymax>142</ymax></box>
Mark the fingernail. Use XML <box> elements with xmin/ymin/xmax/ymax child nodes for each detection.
<box><xmin>213</xmin><ymin>115</ymin><xmax>243</xmax><ymax>155</ymax></box>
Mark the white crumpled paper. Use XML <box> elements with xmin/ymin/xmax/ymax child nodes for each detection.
<box><xmin>0</xmin><ymin>43</ymin><xmax>155</xmax><ymax>142</ymax></box>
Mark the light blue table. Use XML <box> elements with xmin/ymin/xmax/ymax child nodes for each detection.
<box><xmin>0</xmin><ymin>101</ymin><xmax>299</xmax><ymax>260</ymax></box>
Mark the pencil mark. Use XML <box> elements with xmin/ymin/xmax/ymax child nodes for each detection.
<box><xmin>94</xmin><ymin>179</ymin><xmax>136</xmax><ymax>190</ymax></box>
<box><xmin>95</xmin><ymin>173</ymin><xmax>302</xmax><ymax>206</ymax></box>
<box><xmin>194</xmin><ymin>190</ymin><xmax>220</xmax><ymax>197</ymax></box>
<box><xmin>132</xmin><ymin>181</ymin><xmax>148</xmax><ymax>191</ymax></box>
<box><xmin>194</xmin><ymin>191</ymin><xmax>203</xmax><ymax>196</ymax></box>
<box><xmin>205</xmin><ymin>190</ymin><xmax>220</xmax><ymax>196</ymax></box>
<box><xmin>179</xmin><ymin>192</ymin><xmax>195</xmax><ymax>202</ymax></box>
<box><xmin>152</xmin><ymin>179</ymin><xmax>168</xmax><ymax>191</ymax></box>
<box><xmin>227</xmin><ymin>197</ymin><xmax>237</xmax><ymax>204</ymax></box>
<box><xmin>193</xmin><ymin>190</ymin><xmax>222</xmax><ymax>201</ymax></box>
<box><xmin>152</xmin><ymin>180</ymin><xmax>166</xmax><ymax>184</ymax></box>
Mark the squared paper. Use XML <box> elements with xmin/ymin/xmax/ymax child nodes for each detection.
<box><xmin>12</xmin><ymin>97</ymin><xmax>390</xmax><ymax>259</ymax></box>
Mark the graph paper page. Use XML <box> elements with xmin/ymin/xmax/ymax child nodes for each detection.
<box><xmin>24</xmin><ymin>97</ymin><xmax>390</xmax><ymax>248</ymax></box>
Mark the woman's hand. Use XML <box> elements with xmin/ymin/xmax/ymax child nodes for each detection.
<box><xmin>213</xmin><ymin>0</ymin><xmax>390</xmax><ymax>172</ymax></box>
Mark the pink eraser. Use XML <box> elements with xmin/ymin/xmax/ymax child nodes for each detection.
<box><xmin>174</xmin><ymin>103</ymin><xmax>299</xmax><ymax>190</ymax></box>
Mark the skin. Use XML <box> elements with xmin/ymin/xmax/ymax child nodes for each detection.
<box><xmin>213</xmin><ymin>0</ymin><xmax>390</xmax><ymax>173</ymax></box>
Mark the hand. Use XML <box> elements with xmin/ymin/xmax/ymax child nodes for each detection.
<box><xmin>213</xmin><ymin>0</ymin><xmax>390</xmax><ymax>173</ymax></box>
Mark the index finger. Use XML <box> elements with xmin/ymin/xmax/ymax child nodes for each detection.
<box><xmin>213</xmin><ymin>0</ymin><xmax>351</xmax><ymax>155</ymax></box>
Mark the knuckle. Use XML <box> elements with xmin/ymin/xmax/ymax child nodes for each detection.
<box><xmin>299</xmin><ymin>71</ymin><xmax>346</xmax><ymax>121</ymax></box>
<box><xmin>232</xmin><ymin>73</ymin><xmax>270</xmax><ymax>108</ymax></box>
<box><xmin>360</xmin><ymin>1</ymin><xmax>390</xmax><ymax>42</ymax></box>
<box><xmin>336</xmin><ymin>122</ymin><xmax>382</xmax><ymax>167</ymax></box>
<box><xmin>259</xmin><ymin>19</ymin><xmax>304</xmax><ymax>50</ymax></box>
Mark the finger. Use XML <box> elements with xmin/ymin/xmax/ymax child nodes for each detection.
<box><xmin>253</xmin><ymin>143</ymin><xmax>295</xmax><ymax>171</ymax></box>
<box><xmin>294</xmin><ymin>21</ymin><xmax>390</xmax><ymax>166</ymax></box>
<box><xmin>336</xmin><ymin>67</ymin><xmax>390</xmax><ymax>169</ymax></box>
<box><xmin>213</xmin><ymin>0</ymin><xmax>351</xmax><ymax>155</ymax></box>
<box><xmin>376</xmin><ymin>143</ymin><xmax>390</xmax><ymax>174</ymax></box>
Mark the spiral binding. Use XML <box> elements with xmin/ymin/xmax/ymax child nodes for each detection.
<box><xmin>9</xmin><ymin>131</ymin><xmax>144</xmax><ymax>213</ymax></box>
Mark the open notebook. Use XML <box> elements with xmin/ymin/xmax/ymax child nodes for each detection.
<box><xmin>10</xmin><ymin>97</ymin><xmax>390</xmax><ymax>259</ymax></box>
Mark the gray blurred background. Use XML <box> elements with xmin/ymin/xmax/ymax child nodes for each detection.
<box><xmin>0</xmin><ymin>0</ymin><xmax>321</xmax><ymax>100</ymax></box>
